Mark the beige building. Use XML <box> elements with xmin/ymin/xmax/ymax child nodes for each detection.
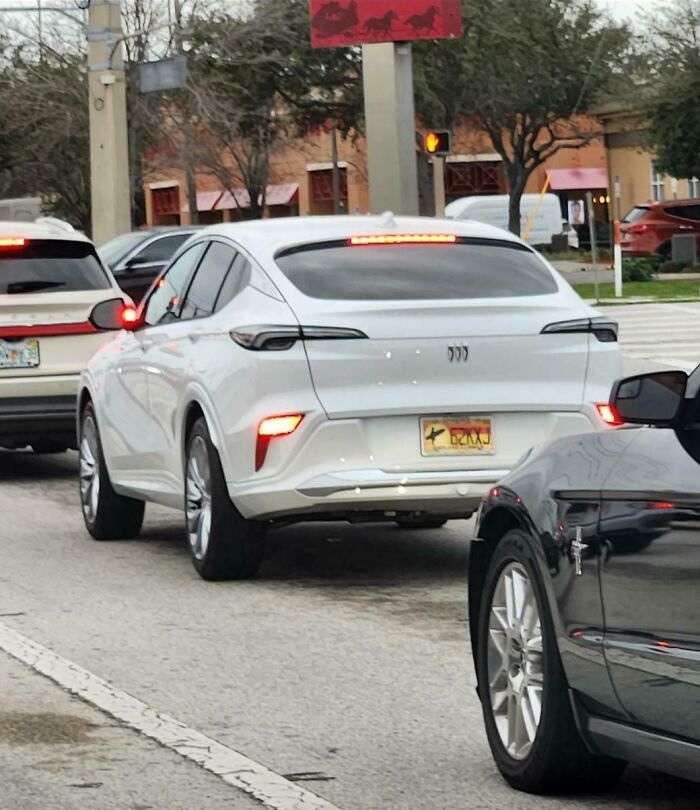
<box><xmin>598</xmin><ymin>104</ymin><xmax>700</xmax><ymax>221</ymax></box>
<box><xmin>144</xmin><ymin>121</ymin><xmax>610</xmax><ymax>227</ymax></box>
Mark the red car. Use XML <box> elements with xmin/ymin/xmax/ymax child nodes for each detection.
<box><xmin>620</xmin><ymin>199</ymin><xmax>700</xmax><ymax>257</ymax></box>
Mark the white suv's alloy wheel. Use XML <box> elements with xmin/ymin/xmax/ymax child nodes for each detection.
<box><xmin>487</xmin><ymin>561</ymin><xmax>544</xmax><ymax>760</ymax></box>
<box><xmin>186</xmin><ymin>435</ymin><xmax>213</xmax><ymax>561</ymax></box>
<box><xmin>79</xmin><ymin>416</ymin><xmax>100</xmax><ymax>523</ymax></box>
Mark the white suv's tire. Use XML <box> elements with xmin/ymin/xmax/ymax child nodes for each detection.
<box><xmin>185</xmin><ymin>417</ymin><xmax>265</xmax><ymax>581</ymax></box>
<box><xmin>79</xmin><ymin>404</ymin><xmax>145</xmax><ymax>541</ymax></box>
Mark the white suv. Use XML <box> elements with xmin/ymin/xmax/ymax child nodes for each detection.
<box><xmin>0</xmin><ymin>219</ymin><xmax>133</xmax><ymax>453</ymax></box>
<box><xmin>78</xmin><ymin>216</ymin><xmax>621</xmax><ymax>580</ymax></box>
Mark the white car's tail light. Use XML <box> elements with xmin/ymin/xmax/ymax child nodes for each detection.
<box><xmin>256</xmin><ymin>414</ymin><xmax>304</xmax><ymax>471</ymax></box>
<box><xmin>230</xmin><ymin>325</ymin><xmax>367</xmax><ymax>351</ymax></box>
<box><xmin>541</xmin><ymin>317</ymin><xmax>618</xmax><ymax>343</ymax></box>
<box><xmin>349</xmin><ymin>234</ymin><xmax>457</xmax><ymax>246</ymax></box>
<box><xmin>596</xmin><ymin>403</ymin><xmax>624</xmax><ymax>426</ymax></box>
<box><xmin>0</xmin><ymin>237</ymin><xmax>27</xmax><ymax>249</ymax></box>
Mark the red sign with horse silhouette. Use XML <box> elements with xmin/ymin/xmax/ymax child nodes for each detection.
<box><xmin>309</xmin><ymin>0</ymin><xmax>463</xmax><ymax>48</ymax></box>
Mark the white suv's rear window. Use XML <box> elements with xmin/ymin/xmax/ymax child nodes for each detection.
<box><xmin>0</xmin><ymin>239</ymin><xmax>110</xmax><ymax>295</ymax></box>
<box><xmin>275</xmin><ymin>238</ymin><xmax>558</xmax><ymax>300</ymax></box>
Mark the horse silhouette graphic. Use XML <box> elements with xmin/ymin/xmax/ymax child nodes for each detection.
<box><xmin>405</xmin><ymin>5</ymin><xmax>440</xmax><ymax>33</ymax></box>
<box><xmin>312</xmin><ymin>0</ymin><xmax>359</xmax><ymax>38</ymax></box>
<box><xmin>364</xmin><ymin>10</ymin><xmax>399</xmax><ymax>35</ymax></box>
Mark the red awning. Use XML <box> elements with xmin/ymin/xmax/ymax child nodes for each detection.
<box><xmin>194</xmin><ymin>184</ymin><xmax>299</xmax><ymax>212</ymax></box>
<box><xmin>547</xmin><ymin>168</ymin><xmax>608</xmax><ymax>191</ymax></box>
<box><xmin>196</xmin><ymin>190</ymin><xmax>224</xmax><ymax>211</ymax></box>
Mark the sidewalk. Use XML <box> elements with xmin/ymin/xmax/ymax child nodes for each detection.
<box><xmin>551</xmin><ymin>259</ymin><xmax>700</xmax><ymax>288</ymax></box>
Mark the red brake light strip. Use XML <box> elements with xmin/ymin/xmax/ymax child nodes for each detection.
<box><xmin>349</xmin><ymin>234</ymin><xmax>457</xmax><ymax>246</ymax></box>
<box><xmin>0</xmin><ymin>237</ymin><xmax>27</xmax><ymax>249</ymax></box>
<box><xmin>0</xmin><ymin>321</ymin><xmax>99</xmax><ymax>339</ymax></box>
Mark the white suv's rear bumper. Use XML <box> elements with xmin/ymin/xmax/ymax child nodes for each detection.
<box><xmin>233</xmin><ymin>468</ymin><xmax>508</xmax><ymax>521</ymax></box>
<box><xmin>227</xmin><ymin>410</ymin><xmax>600</xmax><ymax>521</ymax></box>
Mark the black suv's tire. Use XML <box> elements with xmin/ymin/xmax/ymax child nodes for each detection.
<box><xmin>79</xmin><ymin>404</ymin><xmax>145</xmax><ymax>541</ymax></box>
<box><xmin>184</xmin><ymin>417</ymin><xmax>265</xmax><ymax>581</ymax></box>
<box><xmin>475</xmin><ymin>528</ymin><xmax>625</xmax><ymax>794</ymax></box>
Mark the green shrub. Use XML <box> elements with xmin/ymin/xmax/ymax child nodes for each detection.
<box><xmin>622</xmin><ymin>257</ymin><xmax>656</xmax><ymax>282</ymax></box>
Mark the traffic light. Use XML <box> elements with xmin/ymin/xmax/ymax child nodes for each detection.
<box><xmin>424</xmin><ymin>130</ymin><xmax>451</xmax><ymax>157</ymax></box>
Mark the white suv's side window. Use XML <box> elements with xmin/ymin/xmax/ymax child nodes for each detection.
<box><xmin>142</xmin><ymin>243</ymin><xmax>205</xmax><ymax>327</ymax></box>
<box><xmin>179</xmin><ymin>241</ymin><xmax>237</xmax><ymax>321</ymax></box>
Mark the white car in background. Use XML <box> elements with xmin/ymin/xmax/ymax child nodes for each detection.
<box><xmin>78</xmin><ymin>215</ymin><xmax>621</xmax><ymax>580</ymax></box>
<box><xmin>0</xmin><ymin>219</ymin><xmax>133</xmax><ymax>453</ymax></box>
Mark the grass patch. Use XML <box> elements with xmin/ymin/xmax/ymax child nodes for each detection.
<box><xmin>542</xmin><ymin>248</ymin><xmax>611</xmax><ymax>263</ymax></box>
<box><xmin>573</xmin><ymin>280</ymin><xmax>700</xmax><ymax>300</ymax></box>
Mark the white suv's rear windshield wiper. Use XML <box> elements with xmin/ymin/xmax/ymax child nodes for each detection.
<box><xmin>5</xmin><ymin>280</ymin><xmax>67</xmax><ymax>294</ymax></box>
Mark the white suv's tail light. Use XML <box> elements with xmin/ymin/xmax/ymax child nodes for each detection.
<box><xmin>256</xmin><ymin>414</ymin><xmax>304</xmax><ymax>471</ymax></box>
<box><xmin>596</xmin><ymin>403</ymin><xmax>624</xmax><ymax>426</ymax></box>
<box><xmin>230</xmin><ymin>325</ymin><xmax>367</xmax><ymax>351</ymax></box>
<box><xmin>541</xmin><ymin>317</ymin><xmax>618</xmax><ymax>343</ymax></box>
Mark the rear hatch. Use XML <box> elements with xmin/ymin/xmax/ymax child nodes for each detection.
<box><xmin>274</xmin><ymin>236</ymin><xmax>596</xmax><ymax>467</ymax></box>
<box><xmin>0</xmin><ymin>238</ymin><xmax>116</xmax><ymax>378</ymax></box>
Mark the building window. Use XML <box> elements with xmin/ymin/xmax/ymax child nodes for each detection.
<box><xmin>310</xmin><ymin>168</ymin><xmax>348</xmax><ymax>203</ymax></box>
<box><xmin>445</xmin><ymin>162</ymin><xmax>504</xmax><ymax>200</ymax></box>
<box><xmin>688</xmin><ymin>177</ymin><xmax>700</xmax><ymax>199</ymax></box>
<box><xmin>651</xmin><ymin>164</ymin><xmax>665</xmax><ymax>202</ymax></box>
<box><xmin>152</xmin><ymin>186</ymin><xmax>180</xmax><ymax>216</ymax></box>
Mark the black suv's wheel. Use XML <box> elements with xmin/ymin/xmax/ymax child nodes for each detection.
<box><xmin>475</xmin><ymin>529</ymin><xmax>625</xmax><ymax>794</ymax></box>
<box><xmin>185</xmin><ymin>417</ymin><xmax>265</xmax><ymax>581</ymax></box>
<box><xmin>79</xmin><ymin>404</ymin><xmax>145</xmax><ymax>541</ymax></box>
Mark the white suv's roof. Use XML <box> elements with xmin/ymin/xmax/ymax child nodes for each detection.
<box><xmin>197</xmin><ymin>214</ymin><xmax>526</xmax><ymax>255</ymax></box>
<box><xmin>0</xmin><ymin>219</ymin><xmax>90</xmax><ymax>243</ymax></box>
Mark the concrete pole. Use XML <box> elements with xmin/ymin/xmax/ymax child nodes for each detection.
<box><xmin>87</xmin><ymin>0</ymin><xmax>131</xmax><ymax>244</ymax></box>
<box><xmin>433</xmin><ymin>157</ymin><xmax>446</xmax><ymax>217</ymax></box>
<box><xmin>362</xmin><ymin>42</ymin><xmax>419</xmax><ymax>216</ymax></box>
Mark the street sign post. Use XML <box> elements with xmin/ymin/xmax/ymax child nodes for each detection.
<box><xmin>139</xmin><ymin>55</ymin><xmax>188</xmax><ymax>94</ymax></box>
<box><xmin>424</xmin><ymin>131</ymin><xmax>451</xmax><ymax>216</ymax></box>
<box><xmin>312</xmin><ymin>1</ymin><xmax>463</xmax><ymax>217</ymax></box>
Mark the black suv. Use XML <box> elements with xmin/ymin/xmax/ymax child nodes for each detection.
<box><xmin>97</xmin><ymin>227</ymin><xmax>200</xmax><ymax>303</ymax></box>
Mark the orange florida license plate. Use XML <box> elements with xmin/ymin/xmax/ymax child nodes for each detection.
<box><xmin>421</xmin><ymin>416</ymin><xmax>494</xmax><ymax>456</ymax></box>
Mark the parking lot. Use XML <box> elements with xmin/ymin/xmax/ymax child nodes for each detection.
<box><xmin>1</xmin><ymin>302</ymin><xmax>699</xmax><ymax>810</ymax></box>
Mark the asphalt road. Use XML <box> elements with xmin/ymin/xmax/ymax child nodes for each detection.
<box><xmin>2</xmin><ymin>305</ymin><xmax>699</xmax><ymax>809</ymax></box>
<box><xmin>2</xmin><ymin>454</ymin><xmax>698</xmax><ymax>810</ymax></box>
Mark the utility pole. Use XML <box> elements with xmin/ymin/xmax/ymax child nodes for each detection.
<box><xmin>87</xmin><ymin>0</ymin><xmax>131</xmax><ymax>244</ymax></box>
<box><xmin>362</xmin><ymin>43</ymin><xmax>419</xmax><ymax>215</ymax></box>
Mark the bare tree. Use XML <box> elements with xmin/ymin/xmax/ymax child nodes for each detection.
<box><xmin>414</xmin><ymin>0</ymin><xmax>630</xmax><ymax>234</ymax></box>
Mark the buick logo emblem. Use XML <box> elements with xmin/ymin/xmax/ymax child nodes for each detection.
<box><xmin>447</xmin><ymin>343</ymin><xmax>469</xmax><ymax>362</ymax></box>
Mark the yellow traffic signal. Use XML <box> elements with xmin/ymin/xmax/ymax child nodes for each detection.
<box><xmin>424</xmin><ymin>130</ymin><xmax>451</xmax><ymax>156</ymax></box>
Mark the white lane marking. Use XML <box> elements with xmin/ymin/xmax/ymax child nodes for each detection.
<box><xmin>0</xmin><ymin>622</ymin><xmax>343</xmax><ymax>810</ymax></box>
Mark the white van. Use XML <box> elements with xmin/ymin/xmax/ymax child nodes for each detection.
<box><xmin>445</xmin><ymin>193</ymin><xmax>563</xmax><ymax>247</ymax></box>
<box><xmin>0</xmin><ymin>197</ymin><xmax>42</xmax><ymax>223</ymax></box>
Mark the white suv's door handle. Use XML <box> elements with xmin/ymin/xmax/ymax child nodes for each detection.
<box><xmin>188</xmin><ymin>330</ymin><xmax>205</xmax><ymax>343</ymax></box>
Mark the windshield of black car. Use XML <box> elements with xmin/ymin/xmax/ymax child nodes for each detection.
<box><xmin>96</xmin><ymin>232</ymin><xmax>150</xmax><ymax>267</ymax></box>
<box><xmin>274</xmin><ymin>238</ymin><xmax>558</xmax><ymax>300</ymax></box>
<box><xmin>0</xmin><ymin>239</ymin><xmax>111</xmax><ymax>294</ymax></box>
